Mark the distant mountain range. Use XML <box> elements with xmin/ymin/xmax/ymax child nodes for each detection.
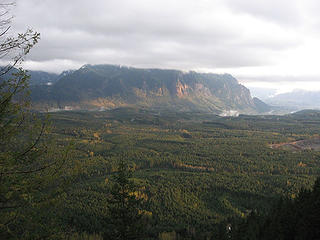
<box><xmin>27</xmin><ymin>70</ymin><xmax>75</xmax><ymax>85</ymax></box>
<box><xmin>248</xmin><ymin>87</ymin><xmax>277</xmax><ymax>100</ymax></box>
<box><xmin>27</xmin><ymin>71</ymin><xmax>59</xmax><ymax>85</ymax></box>
<box><xmin>0</xmin><ymin>67</ymin><xmax>75</xmax><ymax>86</ymax></box>
<box><xmin>264</xmin><ymin>90</ymin><xmax>320</xmax><ymax>110</ymax></box>
<box><xmin>27</xmin><ymin>64</ymin><xmax>270</xmax><ymax>114</ymax></box>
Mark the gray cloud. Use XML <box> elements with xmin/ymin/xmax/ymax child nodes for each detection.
<box><xmin>239</xmin><ymin>75</ymin><xmax>320</xmax><ymax>83</ymax></box>
<box><xmin>0</xmin><ymin>0</ymin><xmax>314</xmax><ymax>88</ymax></box>
<box><xmin>224</xmin><ymin>0</ymin><xmax>302</xmax><ymax>26</ymax></box>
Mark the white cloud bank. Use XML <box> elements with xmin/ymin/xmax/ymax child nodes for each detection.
<box><xmin>6</xmin><ymin>0</ymin><xmax>320</xmax><ymax>92</ymax></box>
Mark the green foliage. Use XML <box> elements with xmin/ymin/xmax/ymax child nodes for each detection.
<box><xmin>231</xmin><ymin>177</ymin><xmax>320</xmax><ymax>240</ymax></box>
<box><xmin>0</xmin><ymin>4</ymin><xmax>73</xmax><ymax>239</ymax></box>
<box><xmin>104</xmin><ymin>160</ymin><xmax>144</xmax><ymax>240</ymax></box>
<box><xmin>43</xmin><ymin>109</ymin><xmax>320</xmax><ymax>239</ymax></box>
<box><xmin>66</xmin><ymin>232</ymin><xmax>103</xmax><ymax>240</ymax></box>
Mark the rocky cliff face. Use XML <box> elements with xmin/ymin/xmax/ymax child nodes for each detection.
<box><xmin>30</xmin><ymin>64</ymin><xmax>268</xmax><ymax>114</ymax></box>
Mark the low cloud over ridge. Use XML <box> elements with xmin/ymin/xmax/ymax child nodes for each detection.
<box><xmin>7</xmin><ymin>0</ymin><xmax>320</xmax><ymax>91</ymax></box>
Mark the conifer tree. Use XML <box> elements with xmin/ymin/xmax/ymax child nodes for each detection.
<box><xmin>104</xmin><ymin>160</ymin><xmax>144</xmax><ymax>240</ymax></box>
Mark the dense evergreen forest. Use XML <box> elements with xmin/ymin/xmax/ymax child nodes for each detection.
<box><xmin>225</xmin><ymin>177</ymin><xmax>320</xmax><ymax>240</ymax></box>
<box><xmin>3</xmin><ymin>107</ymin><xmax>319</xmax><ymax>239</ymax></box>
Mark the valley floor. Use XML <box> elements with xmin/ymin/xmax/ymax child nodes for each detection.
<box><xmin>37</xmin><ymin>108</ymin><xmax>320</xmax><ymax>238</ymax></box>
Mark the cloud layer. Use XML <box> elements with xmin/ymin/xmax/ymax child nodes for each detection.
<box><xmin>7</xmin><ymin>0</ymin><xmax>320</xmax><ymax>91</ymax></box>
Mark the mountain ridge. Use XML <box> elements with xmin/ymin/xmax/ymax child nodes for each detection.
<box><xmin>265</xmin><ymin>89</ymin><xmax>320</xmax><ymax>110</ymax></box>
<box><xmin>29</xmin><ymin>64</ymin><xmax>270</xmax><ymax>114</ymax></box>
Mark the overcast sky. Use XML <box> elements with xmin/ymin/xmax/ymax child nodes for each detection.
<box><xmin>7</xmin><ymin>0</ymin><xmax>320</xmax><ymax>93</ymax></box>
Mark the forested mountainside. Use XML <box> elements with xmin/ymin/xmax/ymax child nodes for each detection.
<box><xmin>30</xmin><ymin>64</ymin><xmax>270</xmax><ymax>114</ymax></box>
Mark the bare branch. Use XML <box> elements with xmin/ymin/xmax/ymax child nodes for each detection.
<box><xmin>0</xmin><ymin>70</ymin><xmax>27</xmax><ymax>111</ymax></box>
<box><xmin>17</xmin><ymin>121</ymin><xmax>46</xmax><ymax>159</ymax></box>
<box><xmin>3</xmin><ymin>161</ymin><xmax>56</xmax><ymax>175</ymax></box>
<box><xmin>0</xmin><ymin>26</ymin><xmax>10</xmax><ymax>37</ymax></box>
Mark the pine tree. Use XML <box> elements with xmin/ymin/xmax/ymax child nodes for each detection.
<box><xmin>104</xmin><ymin>160</ymin><xmax>144</xmax><ymax>240</ymax></box>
